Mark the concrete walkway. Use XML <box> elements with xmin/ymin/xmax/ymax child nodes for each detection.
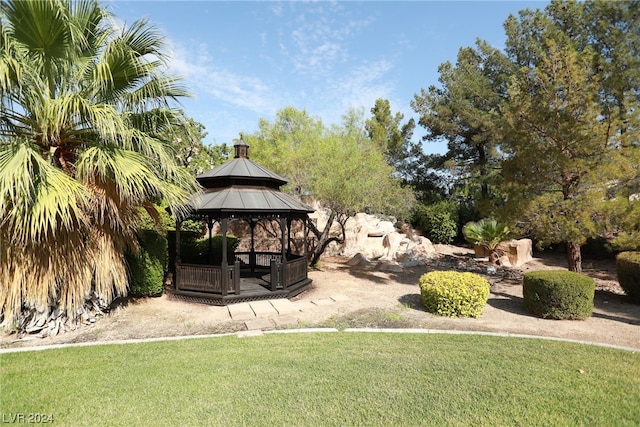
<box><xmin>223</xmin><ymin>296</ymin><xmax>351</xmax><ymax>330</ymax></box>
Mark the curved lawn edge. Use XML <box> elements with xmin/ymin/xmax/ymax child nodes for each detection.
<box><xmin>1</xmin><ymin>327</ymin><xmax>638</xmax><ymax>354</ymax></box>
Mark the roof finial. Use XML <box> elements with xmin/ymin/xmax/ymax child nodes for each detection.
<box><xmin>234</xmin><ymin>133</ymin><xmax>249</xmax><ymax>159</ymax></box>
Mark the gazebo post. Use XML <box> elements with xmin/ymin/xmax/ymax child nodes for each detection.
<box><xmin>207</xmin><ymin>216</ymin><xmax>214</xmax><ymax>264</ymax></box>
<box><xmin>279</xmin><ymin>217</ymin><xmax>287</xmax><ymax>288</ymax></box>
<box><xmin>175</xmin><ymin>220</ymin><xmax>182</xmax><ymax>264</ymax></box>
<box><xmin>221</xmin><ymin>217</ymin><xmax>229</xmax><ymax>296</ymax></box>
<box><xmin>279</xmin><ymin>217</ymin><xmax>286</xmax><ymax>262</ymax></box>
<box><xmin>287</xmin><ymin>218</ymin><xmax>292</xmax><ymax>257</ymax></box>
<box><xmin>250</xmin><ymin>219</ymin><xmax>256</xmax><ymax>274</ymax></box>
<box><xmin>303</xmin><ymin>218</ymin><xmax>308</xmax><ymax>258</ymax></box>
<box><xmin>174</xmin><ymin>219</ymin><xmax>181</xmax><ymax>290</ymax></box>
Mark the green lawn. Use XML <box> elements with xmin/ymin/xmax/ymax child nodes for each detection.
<box><xmin>1</xmin><ymin>332</ymin><xmax>638</xmax><ymax>426</ymax></box>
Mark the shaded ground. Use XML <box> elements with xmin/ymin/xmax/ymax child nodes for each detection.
<box><xmin>2</xmin><ymin>246</ymin><xmax>639</xmax><ymax>350</ymax></box>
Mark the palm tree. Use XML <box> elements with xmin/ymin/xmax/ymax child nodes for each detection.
<box><xmin>462</xmin><ymin>218</ymin><xmax>511</xmax><ymax>263</ymax></box>
<box><xmin>0</xmin><ymin>0</ymin><xmax>199</xmax><ymax>330</ymax></box>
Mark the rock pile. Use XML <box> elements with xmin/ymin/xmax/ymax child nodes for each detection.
<box><xmin>310</xmin><ymin>210</ymin><xmax>436</xmax><ymax>269</ymax></box>
<box><xmin>14</xmin><ymin>291</ymin><xmax>110</xmax><ymax>339</ymax></box>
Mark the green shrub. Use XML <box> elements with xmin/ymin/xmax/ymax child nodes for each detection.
<box><xmin>167</xmin><ymin>230</ymin><xmax>200</xmax><ymax>267</ymax></box>
<box><xmin>137</xmin><ymin>203</ymin><xmax>205</xmax><ymax>234</ymax></box>
<box><xmin>127</xmin><ymin>230</ymin><xmax>168</xmax><ymax>297</ymax></box>
<box><xmin>412</xmin><ymin>201</ymin><xmax>458</xmax><ymax>244</ymax></box>
<box><xmin>418</xmin><ymin>271</ymin><xmax>490</xmax><ymax>318</ymax></box>
<box><xmin>167</xmin><ymin>232</ymin><xmax>240</xmax><ymax>265</ymax></box>
<box><xmin>196</xmin><ymin>235</ymin><xmax>241</xmax><ymax>265</ymax></box>
<box><xmin>522</xmin><ymin>271</ymin><xmax>595</xmax><ymax>320</ymax></box>
<box><xmin>616</xmin><ymin>251</ymin><xmax>640</xmax><ymax>303</ymax></box>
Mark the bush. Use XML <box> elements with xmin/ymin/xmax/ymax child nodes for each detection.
<box><xmin>167</xmin><ymin>232</ymin><xmax>240</xmax><ymax>266</ymax></box>
<box><xmin>522</xmin><ymin>271</ymin><xmax>595</xmax><ymax>320</ymax></box>
<box><xmin>616</xmin><ymin>252</ymin><xmax>640</xmax><ymax>303</ymax></box>
<box><xmin>127</xmin><ymin>230</ymin><xmax>168</xmax><ymax>297</ymax></box>
<box><xmin>196</xmin><ymin>235</ymin><xmax>241</xmax><ymax>265</ymax></box>
<box><xmin>462</xmin><ymin>218</ymin><xmax>511</xmax><ymax>252</ymax></box>
<box><xmin>167</xmin><ymin>230</ymin><xmax>200</xmax><ymax>267</ymax></box>
<box><xmin>418</xmin><ymin>271</ymin><xmax>490</xmax><ymax>318</ymax></box>
<box><xmin>412</xmin><ymin>201</ymin><xmax>458</xmax><ymax>244</ymax></box>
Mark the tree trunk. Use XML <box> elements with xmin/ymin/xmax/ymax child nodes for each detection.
<box><xmin>308</xmin><ymin>210</ymin><xmax>338</xmax><ymax>266</ymax></box>
<box><xmin>566</xmin><ymin>241</ymin><xmax>582</xmax><ymax>273</ymax></box>
<box><xmin>477</xmin><ymin>144</ymin><xmax>489</xmax><ymax>201</ymax></box>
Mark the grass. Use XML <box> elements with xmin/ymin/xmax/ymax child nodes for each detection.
<box><xmin>1</xmin><ymin>333</ymin><xmax>639</xmax><ymax>426</ymax></box>
<box><xmin>319</xmin><ymin>307</ymin><xmax>414</xmax><ymax>330</ymax></box>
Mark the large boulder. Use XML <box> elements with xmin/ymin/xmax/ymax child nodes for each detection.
<box><xmin>496</xmin><ymin>239</ymin><xmax>533</xmax><ymax>267</ymax></box>
<box><xmin>382</xmin><ymin>232</ymin><xmax>403</xmax><ymax>260</ymax></box>
<box><xmin>340</xmin><ymin>215</ymin><xmax>396</xmax><ymax>259</ymax></box>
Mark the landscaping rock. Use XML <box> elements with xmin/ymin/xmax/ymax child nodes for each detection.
<box><xmin>497</xmin><ymin>239</ymin><xmax>533</xmax><ymax>267</ymax></box>
<box><xmin>347</xmin><ymin>253</ymin><xmax>372</xmax><ymax>267</ymax></box>
<box><xmin>312</xmin><ymin>210</ymin><xmax>436</xmax><ymax>265</ymax></box>
<box><xmin>376</xmin><ymin>260</ymin><xmax>404</xmax><ymax>273</ymax></box>
<box><xmin>497</xmin><ymin>255</ymin><xmax>512</xmax><ymax>268</ymax></box>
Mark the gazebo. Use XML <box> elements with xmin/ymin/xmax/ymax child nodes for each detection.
<box><xmin>171</xmin><ymin>137</ymin><xmax>314</xmax><ymax>304</ymax></box>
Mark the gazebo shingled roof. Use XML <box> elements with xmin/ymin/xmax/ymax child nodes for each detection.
<box><xmin>190</xmin><ymin>137</ymin><xmax>313</xmax><ymax>216</ymax></box>
<box><xmin>195</xmin><ymin>186</ymin><xmax>314</xmax><ymax>214</ymax></box>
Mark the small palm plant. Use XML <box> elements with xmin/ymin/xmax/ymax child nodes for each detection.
<box><xmin>462</xmin><ymin>218</ymin><xmax>511</xmax><ymax>262</ymax></box>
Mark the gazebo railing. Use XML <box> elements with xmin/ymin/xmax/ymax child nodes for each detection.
<box><xmin>284</xmin><ymin>256</ymin><xmax>308</xmax><ymax>287</ymax></box>
<box><xmin>176</xmin><ymin>262</ymin><xmax>240</xmax><ymax>295</ymax></box>
<box><xmin>268</xmin><ymin>255</ymin><xmax>308</xmax><ymax>290</ymax></box>
<box><xmin>174</xmin><ymin>255</ymin><xmax>309</xmax><ymax>298</ymax></box>
<box><xmin>234</xmin><ymin>252</ymin><xmax>283</xmax><ymax>268</ymax></box>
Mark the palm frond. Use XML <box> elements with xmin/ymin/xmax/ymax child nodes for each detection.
<box><xmin>0</xmin><ymin>0</ymin><xmax>70</xmax><ymax>62</ymax></box>
<box><xmin>125</xmin><ymin>75</ymin><xmax>191</xmax><ymax>112</ymax></box>
<box><xmin>462</xmin><ymin>218</ymin><xmax>511</xmax><ymax>251</ymax></box>
<box><xmin>119</xmin><ymin>18</ymin><xmax>166</xmax><ymax>61</ymax></box>
<box><xmin>0</xmin><ymin>142</ymin><xmax>89</xmax><ymax>245</ymax></box>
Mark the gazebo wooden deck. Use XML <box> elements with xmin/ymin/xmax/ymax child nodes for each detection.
<box><xmin>170</xmin><ymin>137</ymin><xmax>314</xmax><ymax>305</ymax></box>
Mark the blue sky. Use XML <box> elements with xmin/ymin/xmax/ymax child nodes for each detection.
<box><xmin>108</xmin><ymin>1</ymin><xmax>549</xmax><ymax>154</ymax></box>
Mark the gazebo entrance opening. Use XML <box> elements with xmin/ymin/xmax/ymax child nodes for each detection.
<box><xmin>170</xmin><ymin>137</ymin><xmax>314</xmax><ymax>305</ymax></box>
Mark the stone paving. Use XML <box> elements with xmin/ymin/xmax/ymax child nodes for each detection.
<box><xmin>215</xmin><ymin>295</ymin><xmax>351</xmax><ymax>330</ymax></box>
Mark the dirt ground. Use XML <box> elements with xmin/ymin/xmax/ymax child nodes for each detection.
<box><xmin>2</xmin><ymin>245</ymin><xmax>639</xmax><ymax>350</ymax></box>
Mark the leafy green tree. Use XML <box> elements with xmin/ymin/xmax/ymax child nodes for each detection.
<box><xmin>249</xmin><ymin>106</ymin><xmax>325</xmax><ymax>196</ymax></box>
<box><xmin>248</xmin><ymin>107</ymin><xmax>414</xmax><ymax>264</ymax></box>
<box><xmin>160</xmin><ymin>111</ymin><xmax>230</xmax><ymax>176</ymax></box>
<box><xmin>0</xmin><ymin>0</ymin><xmax>198</xmax><ymax>328</ymax></box>
<box><xmin>411</xmin><ymin>40</ymin><xmax>513</xmax><ymax>213</ymax></box>
<box><xmin>506</xmin><ymin>1</ymin><xmax>640</xmax><ymax>132</ymax></box>
<box><xmin>585</xmin><ymin>1</ymin><xmax>640</xmax><ymax>138</ymax></box>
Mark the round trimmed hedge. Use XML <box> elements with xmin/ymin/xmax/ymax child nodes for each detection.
<box><xmin>522</xmin><ymin>271</ymin><xmax>595</xmax><ymax>320</ymax></box>
<box><xmin>418</xmin><ymin>271</ymin><xmax>490</xmax><ymax>318</ymax></box>
<box><xmin>616</xmin><ymin>251</ymin><xmax>640</xmax><ymax>303</ymax></box>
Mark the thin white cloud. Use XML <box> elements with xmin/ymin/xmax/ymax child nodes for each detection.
<box><xmin>166</xmin><ymin>40</ymin><xmax>281</xmax><ymax>116</ymax></box>
<box><xmin>269</xmin><ymin>2</ymin><xmax>284</xmax><ymax>18</ymax></box>
<box><xmin>330</xmin><ymin>59</ymin><xmax>395</xmax><ymax>113</ymax></box>
<box><xmin>279</xmin><ymin>2</ymin><xmax>376</xmax><ymax>79</ymax></box>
